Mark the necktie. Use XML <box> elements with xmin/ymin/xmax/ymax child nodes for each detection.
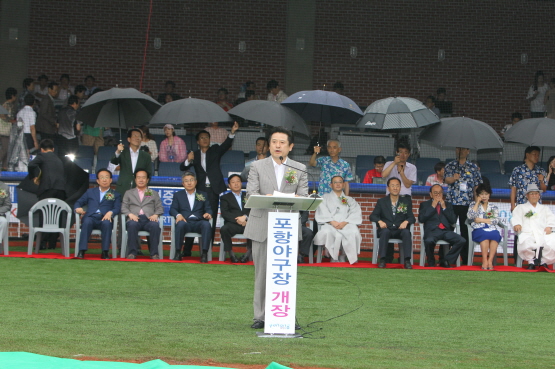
<box><xmin>436</xmin><ymin>203</ymin><xmax>446</xmax><ymax>229</ymax></box>
<box><xmin>138</xmin><ymin>189</ymin><xmax>144</xmax><ymax>215</ymax></box>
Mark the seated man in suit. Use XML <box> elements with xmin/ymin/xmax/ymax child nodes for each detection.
<box><xmin>370</xmin><ymin>177</ymin><xmax>415</xmax><ymax>269</ymax></box>
<box><xmin>121</xmin><ymin>169</ymin><xmax>163</xmax><ymax>259</ymax></box>
<box><xmin>418</xmin><ymin>184</ymin><xmax>465</xmax><ymax>268</ymax></box>
<box><xmin>220</xmin><ymin>174</ymin><xmax>249</xmax><ymax>263</ymax></box>
<box><xmin>170</xmin><ymin>171</ymin><xmax>213</xmax><ymax>263</ymax></box>
<box><xmin>313</xmin><ymin>176</ymin><xmax>362</xmax><ymax>264</ymax></box>
<box><xmin>74</xmin><ymin>168</ymin><xmax>122</xmax><ymax>259</ymax></box>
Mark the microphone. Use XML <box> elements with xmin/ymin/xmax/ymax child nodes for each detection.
<box><xmin>279</xmin><ymin>156</ymin><xmax>319</xmax><ymax>197</ymax></box>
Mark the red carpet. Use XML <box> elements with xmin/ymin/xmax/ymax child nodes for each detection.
<box><xmin>1</xmin><ymin>251</ymin><xmax>552</xmax><ymax>272</ymax></box>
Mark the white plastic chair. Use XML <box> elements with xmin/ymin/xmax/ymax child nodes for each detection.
<box><xmin>169</xmin><ymin>216</ymin><xmax>214</xmax><ymax>261</ymax></box>
<box><xmin>372</xmin><ymin>223</ymin><xmax>415</xmax><ymax>264</ymax></box>
<box><xmin>419</xmin><ymin>223</ymin><xmax>462</xmax><ymax>267</ymax></box>
<box><xmin>120</xmin><ymin>214</ymin><xmax>164</xmax><ymax>258</ymax></box>
<box><xmin>0</xmin><ymin>217</ymin><xmax>9</xmax><ymax>255</ymax></box>
<box><xmin>27</xmin><ymin>198</ymin><xmax>72</xmax><ymax>257</ymax></box>
<box><xmin>465</xmin><ymin>219</ymin><xmax>509</xmax><ymax>266</ymax></box>
<box><xmin>74</xmin><ymin>210</ymin><xmax>119</xmax><ymax>259</ymax></box>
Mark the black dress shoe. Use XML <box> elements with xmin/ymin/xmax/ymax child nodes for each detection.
<box><xmin>251</xmin><ymin>320</ymin><xmax>264</xmax><ymax>329</ymax></box>
<box><xmin>76</xmin><ymin>250</ymin><xmax>85</xmax><ymax>259</ymax></box>
<box><xmin>39</xmin><ymin>242</ymin><xmax>47</xmax><ymax>250</ymax></box>
<box><xmin>137</xmin><ymin>250</ymin><xmax>144</xmax><ymax>256</ymax></box>
<box><xmin>297</xmin><ymin>254</ymin><xmax>305</xmax><ymax>264</ymax></box>
<box><xmin>378</xmin><ymin>259</ymin><xmax>386</xmax><ymax>268</ymax></box>
<box><xmin>541</xmin><ymin>263</ymin><xmax>549</xmax><ymax>269</ymax></box>
<box><xmin>439</xmin><ymin>260</ymin><xmax>451</xmax><ymax>268</ymax></box>
<box><xmin>230</xmin><ymin>255</ymin><xmax>240</xmax><ymax>263</ymax></box>
<box><xmin>239</xmin><ymin>254</ymin><xmax>250</xmax><ymax>263</ymax></box>
<box><xmin>200</xmin><ymin>252</ymin><xmax>208</xmax><ymax>263</ymax></box>
<box><xmin>101</xmin><ymin>250</ymin><xmax>110</xmax><ymax>259</ymax></box>
<box><xmin>404</xmin><ymin>260</ymin><xmax>413</xmax><ymax>269</ymax></box>
<box><xmin>182</xmin><ymin>250</ymin><xmax>192</xmax><ymax>257</ymax></box>
<box><xmin>173</xmin><ymin>253</ymin><xmax>182</xmax><ymax>261</ymax></box>
<box><xmin>427</xmin><ymin>259</ymin><xmax>436</xmax><ymax>267</ymax></box>
<box><xmin>527</xmin><ymin>264</ymin><xmax>536</xmax><ymax>270</ymax></box>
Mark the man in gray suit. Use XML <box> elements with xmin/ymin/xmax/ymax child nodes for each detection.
<box><xmin>121</xmin><ymin>169</ymin><xmax>164</xmax><ymax>259</ymax></box>
<box><xmin>243</xmin><ymin>126</ymin><xmax>308</xmax><ymax>329</ymax></box>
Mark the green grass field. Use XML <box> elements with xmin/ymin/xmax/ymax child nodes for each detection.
<box><xmin>0</xmin><ymin>257</ymin><xmax>554</xmax><ymax>369</ymax></box>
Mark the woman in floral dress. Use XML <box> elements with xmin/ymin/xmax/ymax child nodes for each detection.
<box><xmin>467</xmin><ymin>184</ymin><xmax>503</xmax><ymax>270</ymax></box>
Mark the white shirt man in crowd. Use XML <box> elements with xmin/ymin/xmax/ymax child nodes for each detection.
<box><xmin>381</xmin><ymin>143</ymin><xmax>416</xmax><ymax>196</ymax></box>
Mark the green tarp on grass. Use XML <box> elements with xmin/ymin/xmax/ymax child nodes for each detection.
<box><xmin>0</xmin><ymin>353</ymin><xmax>292</xmax><ymax>369</ymax></box>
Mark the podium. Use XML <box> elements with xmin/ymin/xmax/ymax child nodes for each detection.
<box><xmin>245</xmin><ymin>195</ymin><xmax>322</xmax><ymax>338</ymax></box>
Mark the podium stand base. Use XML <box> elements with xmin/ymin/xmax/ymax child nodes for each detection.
<box><xmin>256</xmin><ymin>332</ymin><xmax>303</xmax><ymax>339</ymax></box>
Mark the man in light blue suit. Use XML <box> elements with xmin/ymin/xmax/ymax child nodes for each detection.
<box><xmin>170</xmin><ymin>171</ymin><xmax>213</xmax><ymax>263</ymax></box>
<box><xmin>74</xmin><ymin>168</ymin><xmax>122</xmax><ymax>259</ymax></box>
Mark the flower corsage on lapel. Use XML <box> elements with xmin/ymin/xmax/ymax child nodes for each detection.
<box><xmin>284</xmin><ymin>169</ymin><xmax>298</xmax><ymax>184</ymax></box>
<box><xmin>340</xmin><ymin>196</ymin><xmax>348</xmax><ymax>205</ymax></box>
<box><xmin>485</xmin><ymin>209</ymin><xmax>495</xmax><ymax>219</ymax></box>
<box><xmin>104</xmin><ymin>191</ymin><xmax>115</xmax><ymax>201</ymax></box>
<box><xmin>144</xmin><ymin>189</ymin><xmax>153</xmax><ymax>198</ymax></box>
<box><xmin>524</xmin><ymin>210</ymin><xmax>535</xmax><ymax>218</ymax></box>
<box><xmin>0</xmin><ymin>189</ymin><xmax>7</xmax><ymax>199</ymax></box>
<box><xmin>195</xmin><ymin>193</ymin><xmax>206</xmax><ymax>202</ymax></box>
<box><xmin>396</xmin><ymin>202</ymin><xmax>407</xmax><ymax>214</ymax></box>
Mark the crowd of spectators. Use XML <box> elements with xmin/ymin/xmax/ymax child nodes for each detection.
<box><xmin>2</xmin><ymin>71</ymin><xmax>555</xmax><ymax>273</ymax></box>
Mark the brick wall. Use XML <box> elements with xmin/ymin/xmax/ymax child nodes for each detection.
<box><xmin>27</xmin><ymin>1</ymin><xmax>555</xmax><ymax>135</ymax></box>
<box><xmin>313</xmin><ymin>0</ymin><xmax>555</xmax><ymax>131</ymax></box>
<box><xmin>28</xmin><ymin>0</ymin><xmax>288</xmax><ymax>102</ymax></box>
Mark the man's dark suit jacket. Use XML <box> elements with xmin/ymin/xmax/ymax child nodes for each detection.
<box><xmin>220</xmin><ymin>191</ymin><xmax>250</xmax><ymax>224</ymax></box>
<box><xmin>28</xmin><ymin>151</ymin><xmax>66</xmax><ymax>197</ymax></box>
<box><xmin>179</xmin><ymin>136</ymin><xmax>233</xmax><ymax>195</ymax></box>
<box><xmin>418</xmin><ymin>199</ymin><xmax>457</xmax><ymax>235</ymax></box>
<box><xmin>170</xmin><ymin>190</ymin><xmax>213</xmax><ymax>219</ymax></box>
<box><xmin>110</xmin><ymin>148</ymin><xmax>152</xmax><ymax>195</ymax></box>
<box><xmin>370</xmin><ymin>195</ymin><xmax>415</xmax><ymax>230</ymax></box>
<box><xmin>36</xmin><ymin>95</ymin><xmax>57</xmax><ymax>134</ymax></box>
<box><xmin>74</xmin><ymin>187</ymin><xmax>122</xmax><ymax>218</ymax></box>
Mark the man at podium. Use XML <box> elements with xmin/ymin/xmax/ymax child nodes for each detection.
<box><xmin>243</xmin><ymin>126</ymin><xmax>308</xmax><ymax>329</ymax></box>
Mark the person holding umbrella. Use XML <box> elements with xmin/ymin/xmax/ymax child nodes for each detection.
<box><xmin>444</xmin><ymin>147</ymin><xmax>483</xmax><ymax>265</ymax></box>
<box><xmin>309</xmin><ymin>139</ymin><xmax>353</xmax><ymax>195</ymax></box>
<box><xmin>111</xmin><ymin>128</ymin><xmax>152</xmax><ymax>195</ymax></box>
<box><xmin>508</xmin><ymin>146</ymin><xmax>547</xmax><ymax>263</ymax></box>
<box><xmin>381</xmin><ymin>143</ymin><xmax>417</xmax><ymax>196</ymax></box>
<box><xmin>178</xmin><ymin>121</ymin><xmax>239</xmax><ymax>258</ymax></box>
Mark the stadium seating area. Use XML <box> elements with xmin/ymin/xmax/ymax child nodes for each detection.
<box><xmin>65</xmin><ymin>127</ymin><xmax>542</xmax><ymax>190</ymax></box>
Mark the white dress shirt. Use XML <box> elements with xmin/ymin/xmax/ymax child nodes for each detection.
<box><xmin>272</xmin><ymin>157</ymin><xmax>287</xmax><ymax>189</ymax></box>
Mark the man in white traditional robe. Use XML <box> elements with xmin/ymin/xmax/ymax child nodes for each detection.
<box><xmin>511</xmin><ymin>183</ymin><xmax>555</xmax><ymax>269</ymax></box>
<box><xmin>314</xmin><ymin>176</ymin><xmax>362</xmax><ymax>264</ymax></box>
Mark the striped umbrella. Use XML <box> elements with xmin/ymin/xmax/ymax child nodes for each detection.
<box><xmin>357</xmin><ymin>97</ymin><xmax>440</xmax><ymax>129</ymax></box>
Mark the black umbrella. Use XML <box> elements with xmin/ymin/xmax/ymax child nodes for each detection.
<box><xmin>17</xmin><ymin>160</ymin><xmax>89</xmax><ymax>226</ymax></box>
<box><xmin>149</xmin><ymin>97</ymin><xmax>232</xmax><ymax>125</ymax></box>
<box><xmin>77</xmin><ymin>87</ymin><xmax>161</xmax><ymax>140</ymax></box>
<box><xmin>228</xmin><ymin>100</ymin><xmax>310</xmax><ymax>136</ymax></box>
<box><xmin>281</xmin><ymin>90</ymin><xmax>363</xmax><ymax>124</ymax></box>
